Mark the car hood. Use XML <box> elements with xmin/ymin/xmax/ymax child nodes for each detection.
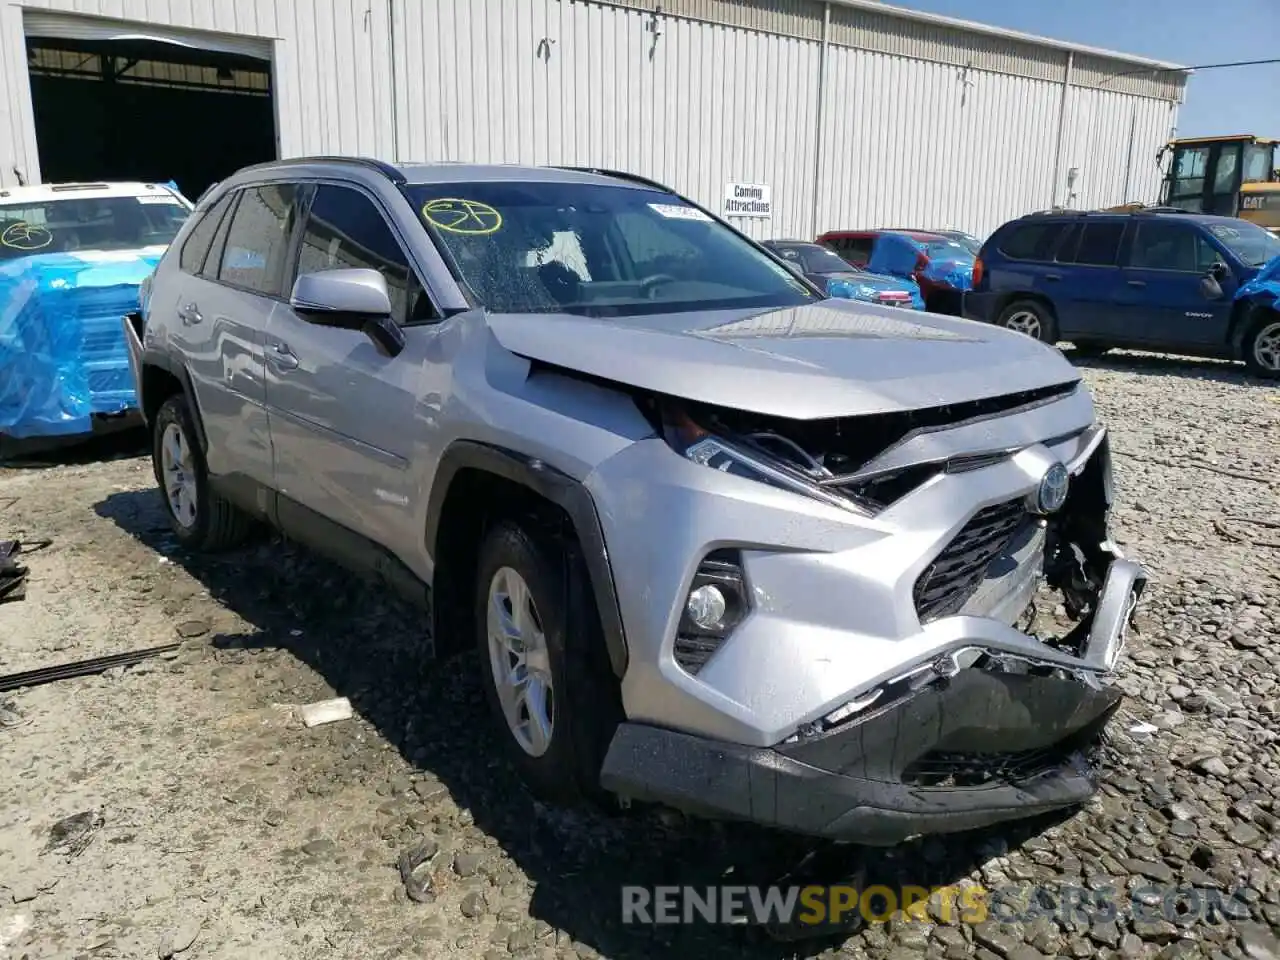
<box><xmin>825</xmin><ymin>271</ymin><xmax>915</xmax><ymax>294</ymax></box>
<box><xmin>487</xmin><ymin>299</ymin><xmax>1081</xmax><ymax>419</ymax></box>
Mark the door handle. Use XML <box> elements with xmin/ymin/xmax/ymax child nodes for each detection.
<box><xmin>268</xmin><ymin>341</ymin><xmax>299</xmax><ymax>371</ymax></box>
<box><xmin>177</xmin><ymin>302</ymin><xmax>203</xmax><ymax>325</ymax></box>
<box><xmin>1044</xmin><ymin>273</ymin><xmax>1061</xmax><ymax>281</ymax></box>
<box><xmin>1127</xmin><ymin>279</ymin><xmax>1146</xmax><ymax>288</ymax></box>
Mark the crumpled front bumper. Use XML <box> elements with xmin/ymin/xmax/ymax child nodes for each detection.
<box><xmin>600</xmin><ymin>556</ymin><xmax>1146</xmax><ymax>845</ymax></box>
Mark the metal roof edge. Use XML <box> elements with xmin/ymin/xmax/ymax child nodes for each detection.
<box><xmin>827</xmin><ymin>0</ymin><xmax>1187</xmax><ymax>73</ymax></box>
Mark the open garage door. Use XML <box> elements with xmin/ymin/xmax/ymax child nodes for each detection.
<box><xmin>23</xmin><ymin>15</ymin><xmax>277</xmax><ymax>201</ymax></box>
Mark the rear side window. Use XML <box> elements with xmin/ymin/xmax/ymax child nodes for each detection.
<box><xmin>179</xmin><ymin>194</ymin><xmax>234</xmax><ymax>275</ymax></box>
<box><xmin>216</xmin><ymin>183</ymin><xmax>299</xmax><ymax>296</ymax></box>
<box><xmin>997</xmin><ymin>221</ymin><xmax>1069</xmax><ymax>261</ymax></box>
<box><xmin>295</xmin><ymin>183</ymin><xmax>435</xmax><ymax>325</ymax></box>
<box><xmin>1061</xmin><ymin>222</ymin><xmax>1125</xmax><ymax>266</ymax></box>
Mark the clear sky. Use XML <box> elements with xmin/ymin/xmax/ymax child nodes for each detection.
<box><xmin>891</xmin><ymin>0</ymin><xmax>1280</xmax><ymax>138</ymax></box>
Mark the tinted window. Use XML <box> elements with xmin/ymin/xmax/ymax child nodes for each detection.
<box><xmin>296</xmin><ymin>184</ymin><xmax>433</xmax><ymax>324</ymax></box>
<box><xmin>216</xmin><ymin>183</ymin><xmax>298</xmax><ymax>296</ymax></box>
<box><xmin>800</xmin><ymin>244</ymin><xmax>859</xmax><ymax>274</ymax></box>
<box><xmin>179</xmin><ymin>195</ymin><xmax>233</xmax><ymax>275</ymax></box>
<box><xmin>1064</xmin><ymin>222</ymin><xmax>1125</xmax><ymax>266</ymax></box>
<box><xmin>406</xmin><ymin>182</ymin><xmax>817</xmax><ymax>317</ymax></box>
<box><xmin>998</xmin><ymin>221</ymin><xmax>1069</xmax><ymax>261</ymax></box>
<box><xmin>1128</xmin><ymin>222</ymin><xmax>1216</xmax><ymax>272</ymax></box>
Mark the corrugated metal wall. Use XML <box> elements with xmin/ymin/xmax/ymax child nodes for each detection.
<box><xmin>0</xmin><ymin>0</ymin><xmax>398</xmax><ymax>188</ymax></box>
<box><xmin>393</xmin><ymin>0</ymin><xmax>820</xmax><ymax>239</ymax></box>
<box><xmin>0</xmin><ymin>0</ymin><xmax>1184</xmax><ymax>240</ymax></box>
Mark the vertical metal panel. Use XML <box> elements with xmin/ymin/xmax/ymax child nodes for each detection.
<box><xmin>396</xmin><ymin>0</ymin><xmax>819</xmax><ymax>239</ymax></box>
<box><xmin>817</xmin><ymin>46</ymin><xmax>1063</xmax><ymax>238</ymax></box>
<box><xmin>1059</xmin><ymin>86</ymin><xmax>1177</xmax><ymax>211</ymax></box>
<box><xmin>0</xmin><ymin>0</ymin><xmax>394</xmax><ymax>187</ymax></box>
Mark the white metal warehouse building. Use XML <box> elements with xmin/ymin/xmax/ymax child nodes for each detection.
<box><xmin>0</xmin><ymin>0</ymin><xmax>1189</xmax><ymax>239</ymax></box>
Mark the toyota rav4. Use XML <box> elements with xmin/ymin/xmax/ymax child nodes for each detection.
<box><xmin>123</xmin><ymin>157</ymin><xmax>1147</xmax><ymax>847</ymax></box>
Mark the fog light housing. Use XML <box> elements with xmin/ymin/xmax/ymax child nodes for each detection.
<box><xmin>674</xmin><ymin>551</ymin><xmax>749</xmax><ymax>675</ymax></box>
<box><xmin>686</xmin><ymin>584</ymin><xmax>728</xmax><ymax>631</ymax></box>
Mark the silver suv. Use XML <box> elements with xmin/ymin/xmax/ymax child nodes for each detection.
<box><xmin>123</xmin><ymin>157</ymin><xmax>1147</xmax><ymax>846</ymax></box>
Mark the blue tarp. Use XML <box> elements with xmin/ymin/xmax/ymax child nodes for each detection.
<box><xmin>0</xmin><ymin>251</ymin><xmax>161</xmax><ymax>439</ymax></box>
<box><xmin>1237</xmin><ymin>254</ymin><xmax>1280</xmax><ymax>308</ymax></box>
<box><xmin>867</xmin><ymin>233</ymin><xmax>975</xmax><ymax>292</ymax></box>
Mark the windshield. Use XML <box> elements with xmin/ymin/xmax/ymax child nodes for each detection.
<box><xmin>1208</xmin><ymin>220</ymin><xmax>1280</xmax><ymax>267</ymax></box>
<box><xmin>0</xmin><ymin>193</ymin><xmax>189</xmax><ymax>262</ymax></box>
<box><xmin>405</xmin><ymin>182</ymin><xmax>819</xmax><ymax>316</ymax></box>
<box><xmin>797</xmin><ymin>244</ymin><xmax>861</xmax><ymax>275</ymax></box>
<box><xmin>949</xmin><ymin>234</ymin><xmax>982</xmax><ymax>255</ymax></box>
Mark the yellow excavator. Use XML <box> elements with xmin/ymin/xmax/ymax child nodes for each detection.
<box><xmin>1106</xmin><ymin>134</ymin><xmax>1280</xmax><ymax>234</ymax></box>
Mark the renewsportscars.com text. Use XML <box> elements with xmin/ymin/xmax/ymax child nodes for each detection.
<box><xmin>621</xmin><ymin>883</ymin><xmax>1254</xmax><ymax>927</ymax></box>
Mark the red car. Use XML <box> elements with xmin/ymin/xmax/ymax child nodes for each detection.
<box><xmin>816</xmin><ymin>228</ymin><xmax>976</xmax><ymax>315</ymax></box>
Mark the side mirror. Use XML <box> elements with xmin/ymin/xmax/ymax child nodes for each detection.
<box><xmin>290</xmin><ymin>268</ymin><xmax>405</xmax><ymax>358</ymax></box>
<box><xmin>1208</xmin><ymin>261</ymin><xmax>1229</xmax><ymax>283</ymax></box>
<box><xmin>1199</xmin><ymin>275</ymin><xmax>1224</xmax><ymax>300</ymax></box>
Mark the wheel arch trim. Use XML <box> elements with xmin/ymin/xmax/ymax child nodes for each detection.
<box><xmin>424</xmin><ymin>440</ymin><xmax>629</xmax><ymax>679</ymax></box>
<box><xmin>139</xmin><ymin>348</ymin><xmax>209</xmax><ymax>454</ymax></box>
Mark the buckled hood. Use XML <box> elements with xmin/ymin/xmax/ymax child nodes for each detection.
<box><xmin>487</xmin><ymin>298</ymin><xmax>1081</xmax><ymax>420</ymax></box>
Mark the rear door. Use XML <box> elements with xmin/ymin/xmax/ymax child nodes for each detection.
<box><xmin>1047</xmin><ymin>219</ymin><xmax>1129</xmax><ymax>339</ymax></box>
<box><xmin>1116</xmin><ymin>220</ymin><xmax>1235</xmax><ymax>348</ymax></box>
<box><xmin>160</xmin><ymin>185</ymin><xmax>288</xmax><ymax>489</ymax></box>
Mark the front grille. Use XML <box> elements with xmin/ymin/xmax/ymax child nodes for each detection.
<box><xmin>914</xmin><ymin>498</ymin><xmax>1029</xmax><ymax>622</ymax></box>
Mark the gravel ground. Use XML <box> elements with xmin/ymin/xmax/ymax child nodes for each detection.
<box><xmin>1</xmin><ymin>351</ymin><xmax>1278</xmax><ymax>960</ymax></box>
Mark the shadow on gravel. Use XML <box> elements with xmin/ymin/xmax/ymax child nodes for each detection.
<box><xmin>1063</xmin><ymin>347</ymin><xmax>1273</xmax><ymax>387</ymax></box>
<box><xmin>95</xmin><ymin>486</ymin><xmax>1079</xmax><ymax>959</ymax></box>
<box><xmin>0</xmin><ymin>427</ymin><xmax>148</xmax><ymax>469</ymax></box>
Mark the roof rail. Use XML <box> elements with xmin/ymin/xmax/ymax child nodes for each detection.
<box><xmin>553</xmin><ymin>166</ymin><xmax>676</xmax><ymax>194</ymax></box>
<box><xmin>237</xmin><ymin>155</ymin><xmax>407</xmax><ymax>184</ymax></box>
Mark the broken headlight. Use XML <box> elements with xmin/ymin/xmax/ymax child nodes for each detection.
<box><xmin>658</xmin><ymin>402</ymin><xmax>874</xmax><ymax>516</ymax></box>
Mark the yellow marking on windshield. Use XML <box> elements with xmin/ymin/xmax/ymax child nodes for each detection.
<box><xmin>421</xmin><ymin>198</ymin><xmax>503</xmax><ymax>236</ymax></box>
<box><xmin>1</xmin><ymin>221</ymin><xmax>53</xmax><ymax>251</ymax></box>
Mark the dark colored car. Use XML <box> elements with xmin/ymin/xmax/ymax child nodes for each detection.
<box><xmin>963</xmin><ymin>210</ymin><xmax>1280</xmax><ymax>378</ymax></box>
<box><xmin>761</xmin><ymin>239</ymin><xmax>923</xmax><ymax>309</ymax></box>
<box><xmin>816</xmin><ymin>228</ymin><xmax>975</xmax><ymax>315</ymax></box>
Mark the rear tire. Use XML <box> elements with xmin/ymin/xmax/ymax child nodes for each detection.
<box><xmin>997</xmin><ymin>299</ymin><xmax>1058</xmax><ymax>345</ymax></box>
<box><xmin>1243</xmin><ymin>312</ymin><xmax>1280</xmax><ymax>379</ymax></box>
<box><xmin>474</xmin><ymin>518</ymin><xmax>622</xmax><ymax>807</ymax></box>
<box><xmin>151</xmin><ymin>394</ymin><xmax>254</xmax><ymax>550</ymax></box>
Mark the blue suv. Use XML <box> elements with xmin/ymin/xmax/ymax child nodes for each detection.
<box><xmin>964</xmin><ymin>210</ymin><xmax>1280</xmax><ymax>378</ymax></box>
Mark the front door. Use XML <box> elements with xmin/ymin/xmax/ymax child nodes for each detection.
<box><xmin>1116</xmin><ymin>220</ymin><xmax>1235</xmax><ymax>348</ymax></box>
<box><xmin>263</xmin><ymin>181</ymin><xmax>443</xmax><ymax>564</ymax></box>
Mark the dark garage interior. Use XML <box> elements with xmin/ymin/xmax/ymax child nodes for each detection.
<box><xmin>25</xmin><ymin>36</ymin><xmax>277</xmax><ymax>202</ymax></box>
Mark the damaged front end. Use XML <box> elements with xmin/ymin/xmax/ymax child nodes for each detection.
<box><xmin>603</xmin><ymin>385</ymin><xmax>1148</xmax><ymax>846</ymax></box>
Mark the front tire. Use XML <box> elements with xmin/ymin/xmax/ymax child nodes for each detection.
<box><xmin>474</xmin><ymin>518</ymin><xmax>621</xmax><ymax>807</ymax></box>
<box><xmin>151</xmin><ymin>394</ymin><xmax>254</xmax><ymax>550</ymax></box>
<box><xmin>1244</xmin><ymin>313</ymin><xmax>1280</xmax><ymax>379</ymax></box>
<box><xmin>997</xmin><ymin>299</ymin><xmax>1058</xmax><ymax>344</ymax></box>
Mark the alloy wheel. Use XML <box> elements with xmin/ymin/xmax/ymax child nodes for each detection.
<box><xmin>486</xmin><ymin>566</ymin><xmax>555</xmax><ymax>757</ymax></box>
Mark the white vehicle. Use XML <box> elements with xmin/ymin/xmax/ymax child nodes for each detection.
<box><xmin>0</xmin><ymin>181</ymin><xmax>193</xmax><ymax>446</ymax></box>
